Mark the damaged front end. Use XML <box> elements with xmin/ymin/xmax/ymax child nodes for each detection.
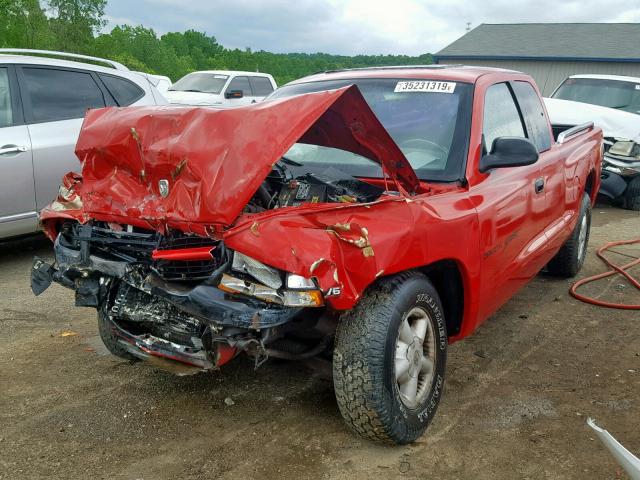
<box><xmin>600</xmin><ymin>138</ymin><xmax>640</xmax><ymax>200</ymax></box>
<box><xmin>32</xmin><ymin>221</ymin><xmax>327</xmax><ymax>371</ymax></box>
<box><xmin>33</xmin><ymin>85</ymin><xmax>418</xmax><ymax>372</ymax></box>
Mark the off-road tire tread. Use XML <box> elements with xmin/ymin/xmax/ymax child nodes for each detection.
<box><xmin>547</xmin><ymin>194</ymin><xmax>591</xmax><ymax>278</ymax></box>
<box><xmin>333</xmin><ymin>271</ymin><xmax>444</xmax><ymax>444</ymax></box>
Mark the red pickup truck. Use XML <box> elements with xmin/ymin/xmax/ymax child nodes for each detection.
<box><xmin>31</xmin><ymin>66</ymin><xmax>602</xmax><ymax>444</ymax></box>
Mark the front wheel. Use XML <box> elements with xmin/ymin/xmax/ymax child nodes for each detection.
<box><xmin>333</xmin><ymin>272</ymin><xmax>447</xmax><ymax>444</ymax></box>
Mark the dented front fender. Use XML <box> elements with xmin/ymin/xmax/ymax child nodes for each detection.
<box><xmin>224</xmin><ymin>196</ymin><xmax>435</xmax><ymax>310</ymax></box>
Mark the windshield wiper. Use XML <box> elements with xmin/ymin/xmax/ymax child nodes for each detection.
<box><xmin>172</xmin><ymin>89</ymin><xmax>205</xmax><ymax>93</ymax></box>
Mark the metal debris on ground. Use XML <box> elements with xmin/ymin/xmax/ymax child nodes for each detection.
<box><xmin>59</xmin><ymin>330</ymin><xmax>78</xmax><ymax>337</ymax></box>
<box><xmin>587</xmin><ymin>418</ymin><xmax>640</xmax><ymax>480</ymax></box>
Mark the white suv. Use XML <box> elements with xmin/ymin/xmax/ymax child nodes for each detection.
<box><xmin>0</xmin><ymin>49</ymin><xmax>166</xmax><ymax>240</ymax></box>
<box><xmin>165</xmin><ymin>70</ymin><xmax>277</xmax><ymax>107</ymax></box>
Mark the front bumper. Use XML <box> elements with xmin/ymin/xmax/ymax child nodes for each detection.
<box><xmin>104</xmin><ymin>313</ymin><xmax>215</xmax><ymax>370</ymax></box>
<box><xmin>604</xmin><ymin>154</ymin><xmax>640</xmax><ymax>175</ymax></box>
<box><xmin>32</xmin><ymin>237</ymin><xmax>302</xmax><ymax>331</ymax></box>
<box><xmin>600</xmin><ymin>169</ymin><xmax>630</xmax><ymax>200</ymax></box>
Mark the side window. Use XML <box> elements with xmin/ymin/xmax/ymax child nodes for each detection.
<box><xmin>99</xmin><ymin>74</ymin><xmax>144</xmax><ymax>106</ymax></box>
<box><xmin>226</xmin><ymin>76</ymin><xmax>251</xmax><ymax>96</ymax></box>
<box><xmin>511</xmin><ymin>81</ymin><xmax>552</xmax><ymax>152</ymax></box>
<box><xmin>0</xmin><ymin>68</ymin><xmax>13</xmax><ymax>127</ymax></box>
<box><xmin>483</xmin><ymin>82</ymin><xmax>525</xmax><ymax>151</ymax></box>
<box><xmin>22</xmin><ymin>67</ymin><xmax>105</xmax><ymax>123</ymax></box>
<box><xmin>249</xmin><ymin>76</ymin><xmax>274</xmax><ymax>96</ymax></box>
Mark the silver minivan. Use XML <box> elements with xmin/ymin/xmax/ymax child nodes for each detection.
<box><xmin>0</xmin><ymin>49</ymin><xmax>166</xmax><ymax>240</ymax></box>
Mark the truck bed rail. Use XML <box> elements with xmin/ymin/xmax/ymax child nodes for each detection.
<box><xmin>557</xmin><ymin>121</ymin><xmax>594</xmax><ymax>145</ymax></box>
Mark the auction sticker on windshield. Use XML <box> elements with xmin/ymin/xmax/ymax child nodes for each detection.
<box><xmin>394</xmin><ymin>81</ymin><xmax>456</xmax><ymax>93</ymax></box>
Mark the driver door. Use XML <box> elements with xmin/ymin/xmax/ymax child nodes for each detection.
<box><xmin>473</xmin><ymin>82</ymin><xmax>546</xmax><ymax>319</ymax></box>
<box><xmin>222</xmin><ymin>76</ymin><xmax>254</xmax><ymax>106</ymax></box>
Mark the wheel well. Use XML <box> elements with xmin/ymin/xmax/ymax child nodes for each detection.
<box><xmin>419</xmin><ymin>260</ymin><xmax>464</xmax><ymax>337</ymax></box>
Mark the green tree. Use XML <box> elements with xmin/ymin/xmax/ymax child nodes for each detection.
<box><xmin>45</xmin><ymin>0</ymin><xmax>106</xmax><ymax>52</ymax></box>
<box><xmin>0</xmin><ymin>0</ymin><xmax>53</xmax><ymax>48</ymax></box>
<box><xmin>0</xmin><ymin>0</ymin><xmax>433</xmax><ymax>85</ymax></box>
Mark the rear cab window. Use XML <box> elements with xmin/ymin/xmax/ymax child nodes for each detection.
<box><xmin>99</xmin><ymin>74</ymin><xmax>144</xmax><ymax>106</ymax></box>
<box><xmin>20</xmin><ymin>67</ymin><xmax>106</xmax><ymax>123</ymax></box>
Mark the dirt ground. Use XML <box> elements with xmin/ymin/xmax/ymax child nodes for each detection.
<box><xmin>0</xmin><ymin>204</ymin><xmax>638</xmax><ymax>480</ymax></box>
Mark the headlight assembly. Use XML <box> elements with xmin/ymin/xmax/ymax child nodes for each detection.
<box><xmin>221</xmin><ymin>253</ymin><xmax>323</xmax><ymax>307</ymax></box>
<box><xmin>286</xmin><ymin>273</ymin><xmax>317</xmax><ymax>289</ymax></box>
<box><xmin>232</xmin><ymin>251</ymin><xmax>282</xmax><ymax>289</ymax></box>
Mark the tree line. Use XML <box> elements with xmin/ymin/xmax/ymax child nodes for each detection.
<box><xmin>0</xmin><ymin>0</ymin><xmax>433</xmax><ymax>85</ymax></box>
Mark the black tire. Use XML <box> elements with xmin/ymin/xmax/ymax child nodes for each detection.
<box><xmin>333</xmin><ymin>272</ymin><xmax>447</xmax><ymax>444</ymax></box>
<box><xmin>547</xmin><ymin>193</ymin><xmax>591</xmax><ymax>277</ymax></box>
<box><xmin>97</xmin><ymin>309</ymin><xmax>139</xmax><ymax>361</ymax></box>
<box><xmin>623</xmin><ymin>176</ymin><xmax>640</xmax><ymax>211</ymax></box>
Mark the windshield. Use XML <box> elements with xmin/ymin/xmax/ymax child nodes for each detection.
<box><xmin>553</xmin><ymin>78</ymin><xmax>640</xmax><ymax>115</ymax></box>
<box><xmin>269</xmin><ymin>78</ymin><xmax>473</xmax><ymax>182</ymax></box>
<box><xmin>169</xmin><ymin>73</ymin><xmax>229</xmax><ymax>94</ymax></box>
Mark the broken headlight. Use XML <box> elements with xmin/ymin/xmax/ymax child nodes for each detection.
<box><xmin>222</xmin><ymin>252</ymin><xmax>323</xmax><ymax>307</ymax></box>
<box><xmin>232</xmin><ymin>251</ymin><xmax>282</xmax><ymax>289</ymax></box>
<box><xmin>286</xmin><ymin>273</ymin><xmax>316</xmax><ymax>289</ymax></box>
<box><xmin>219</xmin><ymin>273</ymin><xmax>323</xmax><ymax>307</ymax></box>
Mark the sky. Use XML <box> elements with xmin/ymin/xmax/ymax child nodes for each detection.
<box><xmin>104</xmin><ymin>0</ymin><xmax>640</xmax><ymax>56</ymax></box>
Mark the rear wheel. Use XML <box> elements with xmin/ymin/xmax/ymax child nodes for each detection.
<box><xmin>547</xmin><ymin>193</ymin><xmax>591</xmax><ymax>277</ymax></box>
<box><xmin>623</xmin><ymin>176</ymin><xmax>640</xmax><ymax>211</ymax></box>
<box><xmin>333</xmin><ymin>272</ymin><xmax>447</xmax><ymax>444</ymax></box>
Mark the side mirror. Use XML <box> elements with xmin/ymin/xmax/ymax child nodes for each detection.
<box><xmin>479</xmin><ymin>137</ymin><xmax>539</xmax><ymax>173</ymax></box>
<box><xmin>225</xmin><ymin>89</ymin><xmax>244</xmax><ymax>99</ymax></box>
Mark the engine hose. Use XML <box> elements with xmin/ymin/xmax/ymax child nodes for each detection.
<box><xmin>569</xmin><ymin>239</ymin><xmax>640</xmax><ymax>310</ymax></box>
<box><xmin>256</xmin><ymin>184</ymin><xmax>273</xmax><ymax>209</ymax></box>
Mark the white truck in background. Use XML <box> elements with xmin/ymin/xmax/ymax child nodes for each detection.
<box><xmin>546</xmin><ymin>74</ymin><xmax>640</xmax><ymax>210</ymax></box>
<box><xmin>164</xmin><ymin>70</ymin><xmax>277</xmax><ymax>107</ymax></box>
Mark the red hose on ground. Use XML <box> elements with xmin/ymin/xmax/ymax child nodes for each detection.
<box><xmin>570</xmin><ymin>239</ymin><xmax>640</xmax><ymax>310</ymax></box>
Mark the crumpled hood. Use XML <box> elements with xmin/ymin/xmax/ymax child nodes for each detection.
<box><xmin>71</xmin><ymin>85</ymin><xmax>418</xmax><ymax>232</ymax></box>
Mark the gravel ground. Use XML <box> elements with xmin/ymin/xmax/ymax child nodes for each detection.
<box><xmin>0</xmin><ymin>204</ymin><xmax>638</xmax><ymax>480</ymax></box>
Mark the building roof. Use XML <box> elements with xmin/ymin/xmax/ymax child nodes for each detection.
<box><xmin>435</xmin><ymin>23</ymin><xmax>640</xmax><ymax>62</ymax></box>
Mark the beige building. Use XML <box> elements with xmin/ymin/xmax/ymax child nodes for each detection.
<box><xmin>434</xmin><ymin>23</ymin><xmax>640</xmax><ymax>96</ymax></box>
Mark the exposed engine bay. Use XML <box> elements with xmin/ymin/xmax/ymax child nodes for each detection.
<box><xmin>245</xmin><ymin>160</ymin><xmax>385</xmax><ymax>213</ymax></box>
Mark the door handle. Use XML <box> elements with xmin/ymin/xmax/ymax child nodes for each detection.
<box><xmin>534</xmin><ymin>177</ymin><xmax>545</xmax><ymax>194</ymax></box>
<box><xmin>0</xmin><ymin>145</ymin><xmax>28</xmax><ymax>155</ymax></box>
